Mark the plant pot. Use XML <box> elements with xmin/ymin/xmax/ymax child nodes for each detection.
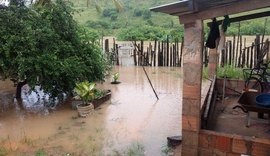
<box><xmin>72</xmin><ymin>90</ymin><xmax>112</xmax><ymax>110</ymax></box>
<box><xmin>77</xmin><ymin>103</ymin><xmax>94</xmax><ymax>117</ymax></box>
<box><xmin>92</xmin><ymin>90</ymin><xmax>112</xmax><ymax>109</ymax></box>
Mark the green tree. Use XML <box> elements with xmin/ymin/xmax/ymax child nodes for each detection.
<box><xmin>0</xmin><ymin>0</ymin><xmax>106</xmax><ymax>99</ymax></box>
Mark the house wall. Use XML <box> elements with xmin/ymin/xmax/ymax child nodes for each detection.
<box><xmin>199</xmin><ymin>130</ymin><xmax>270</xmax><ymax>156</ymax></box>
<box><xmin>216</xmin><ymin>78</ymin><xmax>245</xmax><ymax>95</ymax></box>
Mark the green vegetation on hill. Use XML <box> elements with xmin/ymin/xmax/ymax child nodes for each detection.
<box><xmin>71</xmin><ymin>0</ymin><xmax>181</xmax><ymax>40</ymax></box>
<box><xmin>71</xmin><ymin>0</ymin><xmax>270</xmax><ymax>41</ymax></box>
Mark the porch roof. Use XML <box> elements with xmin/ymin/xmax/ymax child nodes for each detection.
<box><xmin>150</xmin><ymin>0</ymin><xmax>270</xmax><ymax>24</ymax></box>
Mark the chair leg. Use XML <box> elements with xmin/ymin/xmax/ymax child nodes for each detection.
<box><xmin>246</xmin><ymin>112</ymin><xmax>250</xmax><ymax>127</ymax></box>
<box><xmin>268</xmin><ymin>113</ymin><xmax>270</xmax><ymax>124</ymax></box>
<box><xmin>258</xmin><ymin>112</ymin><xmax>264</xmax><ymax>119</ymax></box>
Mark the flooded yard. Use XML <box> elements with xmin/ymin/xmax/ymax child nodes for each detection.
<box><xmin>0</xmin><ymin>66</ymin><xmax>210</xmax><ymax>155</ymax></box>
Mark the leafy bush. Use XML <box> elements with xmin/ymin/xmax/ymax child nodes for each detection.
<box><xmin>103</xmin><ymin>8</ymin><xmax>117</xmax><ymax>17</ymax></box>
<box><xmin>203</xmin><ymin>65</ymin><xmax>243</xmax><ymax>80</ymax></box>
<box><xmin>74</xmin><ymin>81</ymin><xmax>96</xmax><ymax>103</ymax></box>
<box><xmin>217</xmin><ymin>64</ymin><xmax>244</xmax><ymax>79</ymax></box>
<box><xmin>133</xmin><ymin>8</ymin><xmax>142</xmax><ymax>17</ymax></box>
<box><xmin>110</xmin><ymin>12</ymin><xmax>118</xmax><ymax>21</ymax></box>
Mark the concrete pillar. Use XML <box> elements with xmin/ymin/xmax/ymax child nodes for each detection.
<box><xmin>208</xmin><ymin>48</ymin><xmax>218</xmax><ymax>79</ymax></box>
<box><xmin>182</xmin><ymin>20</ymin><xmax>204</xmax><ymax>156</ymax></box>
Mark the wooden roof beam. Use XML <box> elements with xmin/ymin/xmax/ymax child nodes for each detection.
<box><xmin>207</xmin><ymin>11</ymin><xmax>270</xmax><ymax>26</ymax></box>
<box><xmin>179</xmin><ymin>0</ymin><xmax>270</xmax><ymax>24</ymax></box>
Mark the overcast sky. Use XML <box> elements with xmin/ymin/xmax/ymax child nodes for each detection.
<box><xmin>0</xmin><ymin>0</ymin><xmax>9</xmax><ymax>5</ymax></box>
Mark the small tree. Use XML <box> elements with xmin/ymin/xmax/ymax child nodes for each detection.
<box><xmin>0</xmin><ymin>0</ymin><xmax>107</xmax><ymax>99</ymax></box>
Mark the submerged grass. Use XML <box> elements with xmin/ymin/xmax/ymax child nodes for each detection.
<box><xmin>108</xmin><ymin>142</ymin><xmax>145</xmax><ymax>156</ymax></box>
<box><xmin>35</xmin><ymin>149</ymin><xmax>46</xmax><ymax>156</ymax></box>
<box><xmin>161</xmin><ymin>146</ymin><xmax>173</xmax><ymax>156</ymax></box>
<box><xmin>69</xmin><ymin>134</ymin><xmax>79</xmax><ymax>141</ymax></box>
<box><xmin>126</xmin><ymin>142</ymin><xmax>145</xmax><ymax>156</ymax></box>
<box><xmin>21</xmin><ymin>135</ymin><xmax>35</xmax><ymax>147</ymax></box>
<box><xmin>0</xmin><ymin>147</ymin><xmax>7</xmax><ymax>156</ymax></box>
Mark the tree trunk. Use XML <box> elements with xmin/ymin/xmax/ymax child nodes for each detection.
<box><xmin>16</xmin><ymin>80</ymin><xmax>27</xmax><ymax>99</ymax></box>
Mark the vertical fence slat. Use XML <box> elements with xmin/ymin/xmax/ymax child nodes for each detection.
<box><xmin>166</xmin><ymin>36</ymin><xmax>169</xmax><ymax>66</ymax></box>
<box><xmin>229</xmin><ymin>41</ymin><xmax>232</xmax><ymax>65</ymax></box>
<box><xmin>246</xmin><ymin>47</ymin><xmax>250</xmax><ymax>68</ymax></box>
<box><xmin>111</xmin><ymin>34</ymin><xmax>268</xmax><ymax>68</ymax></box>
<box><xmin>232</xmin><ymin>35</ymin><xmax>236</xmax><ymax>67</ymax></box>
<box><xmin>179</xmin><ymin>38</ymin><xmax>183</xmax><ymax>67</ymax></box>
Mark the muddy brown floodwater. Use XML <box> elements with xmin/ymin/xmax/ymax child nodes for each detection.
<box><xmin>0</xmin><ymin>66</ymin><xmax>210</xmax><ymax>156</ymax></box>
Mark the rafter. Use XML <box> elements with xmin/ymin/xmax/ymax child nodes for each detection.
<box><xmin>207</xmin><ymin>11</ymin><xmax>270</xmax><ymax>26</ymax></box>
<box><xmin>179</xmin><ymin>0</ymin><xmax>270</xmax><ymax>24</ymax></box>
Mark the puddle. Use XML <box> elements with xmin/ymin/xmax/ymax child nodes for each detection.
<box><xmin>0</xmin><ymin>66</ymin><xmax>210</xmax><ymax>155</ymax></box>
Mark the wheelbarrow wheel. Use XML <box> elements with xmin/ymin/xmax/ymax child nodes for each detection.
<box><xmin>245</xmin><ymin>77</ymin><xmax>263</xmax><ymax>92</ymax></box>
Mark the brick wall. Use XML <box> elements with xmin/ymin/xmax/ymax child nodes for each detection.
<box><xmin>199</xmin><ymin>130</ymin><xmax>270</xmax><ymax>156</ymax></box>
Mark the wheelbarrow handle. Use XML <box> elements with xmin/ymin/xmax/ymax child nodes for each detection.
<box><xmin>233</xmin><ymin>105</ymin><xmax>248</xmax><ymax>113</ymax></box>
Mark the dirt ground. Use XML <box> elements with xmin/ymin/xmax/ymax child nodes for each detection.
<box><xmin>209</xmin><ymin>95</ymin><xmax>270</xmax><ymax>139</ymax></box>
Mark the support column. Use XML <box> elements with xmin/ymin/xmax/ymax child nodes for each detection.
<box><xmin>182</xmin><ymin>20</ymin><xmax>204</xmax><ymax>156</ymax></box>
<box><xmin>208</xmin><ymin>48</ymin><xmax>218</xmax><ymax>79</ymax></box>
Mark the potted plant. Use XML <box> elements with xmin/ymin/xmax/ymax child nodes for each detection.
<box><xmin>111</xmin><ymin>72</ymin><xmax>121</xmax><ymax>84</ymax></box>
<box><xmin>92</xmin><ymin>89</ymin><xmax>112</xmax><ymax>109</ymax></box>
<box><xmin>73</xmin><ymin>81</ymin><xmax>95</xmax><ymax>117</ymax></box>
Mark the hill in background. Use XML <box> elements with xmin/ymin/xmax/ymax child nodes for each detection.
<box><xmin>71</xmin><ymin>0</ymin><xmax>270</xmax><ymax>40</ymax></box>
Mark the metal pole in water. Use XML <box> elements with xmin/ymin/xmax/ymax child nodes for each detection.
<box><xmin>221</xmin><ymin>76</ymin><xmax>226</xmax><ymax>112</ymax></box>
<box><xmin>142</xmin><ymin>66</ymin><xmax>159</xmax><ymax>100</ymax></box>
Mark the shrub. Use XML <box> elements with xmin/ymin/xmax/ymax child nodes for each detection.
<box><xmin>217</xmin><ymin>64</ymin><xmax>244</xmax><ymax>79</ymax></box>
<box><xmin>133</xmin><ymin>8</ymin><xmax>142</xmax><ymax>17</ymax></box>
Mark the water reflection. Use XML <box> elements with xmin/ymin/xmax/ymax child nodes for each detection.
<box><xmin>0</xmin><ymin>66</ymin><xmax>210</xmax><ymax>155</ymax></box>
